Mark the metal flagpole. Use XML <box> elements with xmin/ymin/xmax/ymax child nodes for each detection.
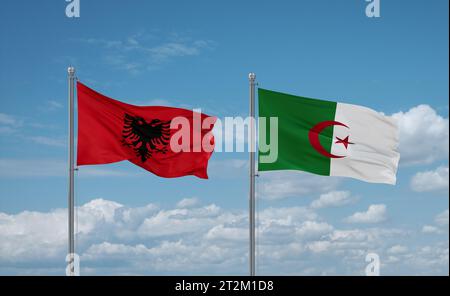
<box><xmin>67</xmin><ymin>66</ymin><xmax>76</xmax><ymax>276</ymax></box>
<box><xmin>248</xmin><ymin>72</ymin><xmax>256</xmax><ymax>276</ymax></box>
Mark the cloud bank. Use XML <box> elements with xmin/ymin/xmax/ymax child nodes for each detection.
<box><xmin>0</xmin><ymin>198</ymin><xmax>447</xmax><ymax>275</ymax></box>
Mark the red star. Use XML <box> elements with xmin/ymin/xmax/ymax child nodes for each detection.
<box><xmin>335</xmin><ymin>136</ymin><xmax>354</xmax><ymax>149</ymax></box>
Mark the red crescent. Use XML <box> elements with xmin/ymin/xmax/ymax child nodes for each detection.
<box><xmin>308</xmin><ymin>120</ymin><xmax>348</xmax><ymax>159</ymax></box>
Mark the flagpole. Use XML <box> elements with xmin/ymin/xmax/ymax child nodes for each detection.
<box><xmin>67</xmin><ymin>66</ymin><xmax>76</xmax><ymax>276</ymax></box>
<box><xmin>248</xmin><ymin>72</ymin><xmax>256</xmax><ymax>276</ymax></box>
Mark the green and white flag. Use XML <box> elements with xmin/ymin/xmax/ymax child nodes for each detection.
<box><xmin>258</xmin><ymin>88</ymin><xmax>400</xmax><ymax>185</ymax></box>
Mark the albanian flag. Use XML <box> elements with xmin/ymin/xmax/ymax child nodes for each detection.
<box><xmin>76</xmin><ymin>82</ymin><xmax>216</xmax><ymax>179</ymax></box>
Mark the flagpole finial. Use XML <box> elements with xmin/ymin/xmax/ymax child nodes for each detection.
<box><xmin>248</xmin><ymin>72</ymin><xmax>256</xmax><ymax>81</ymax></box>
<box><xmin>68</xmin><ymin>66</ymin><xmax>75</xmax><ymax>75</ymax></box>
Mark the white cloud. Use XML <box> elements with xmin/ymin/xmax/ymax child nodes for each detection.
<box><xmin>136</xmin><ymin>204</ymin><xmax>225</xmax><ymax>238</ymax></box>
<box><xmin>30</xmin><ymin>136</ymin><xmax>66</xmax><ymax>147</ymax></box>
<box><xmin>205</xmin><ymin>224</ymin><xmax>247</xmax><ymax>242</ymax></box>
<box><xmin>0</xmin><ymin>199</ymin><xmax>247</xmax><ymax>275</ymax></box>
<box><xmin>81</xmin><ymin>199</ymin><xmax>123</xmax><ymax>223</ymax></box>
<box><xmin>306</xmin><ymin>241</ymin><xmax>332</xmax><ymax>253</ymax></box>
<box><xmin>329</xmin><ymin>229</ymin><xmax>369</xmax><ymax>242</ymax></box>
<box><xmin>258</xmin><ymin>171</ymin><xmax>340</xmax><ymax>200</ymax></box>
<box><xmin>422</xmin><ymin>225</ymin><xmax>443</xmax><ymax>234</ymax></box>
<box><xmin>149</xmin><ymin>41</ymin><xmax>209</xmax><ymax>62</ymax></box>
<box><xmin>295</xmin><ymin>221</ymin><xmax>333</xmax><ymax>239</ymax></box>
<box><xmin>0</xmin><ymin>199</ymin><xmax>123</xmax><ymax>263</ymax></box>
<box><xmin>0</xmin><ymin>113</ymin><xmax>21</xmax><ymax>134</ymax></box>
<box><xmin>0</xmin><ymin>113</ymin><xmax>66</xmax><ymax>146</ymax></box>
<box><xmin>435</xmin><ymin>209</ymin><xmax>449</xmax><ymax>226</ymax></box>
<box><xmin>258</xmin><ymin>206</ymin><xmax>318</xmax><ymax>226</ymax></box>
<box><xmin>0</xmin><ymin>199</ymin><xmax>447</xmax><ymax>275</ymax></box>
<box><xmin>79</xmin><ymin>33</ymin><xmax>213</xmax><ymax>74</ymax></box>
<box><xmin>387</xmin><ymin>245</ymin><xmax>408</xmax><ymax>254</ymax></box>
<box><xmin>404</xmin><ymin>243</ymin><xmax>449</xmax><ymax>275</ymax></box>
<box><xmin>47</xmin><ymin>100</ymin><xmax>63</xmax><ymax>109</ymax></box>
<box><xmin>176</xmin><ymin>197</ymin><xmax>200</xmax><ymax>208</ymax></box>
<box><xmin>420</xmin><ymin>209</ymin><xmax>449</xmax><ymax>235</ymax></box>
<box><xmin>0</xmin><ymin>158</ymin><xmax>136</xmax><ymax>178</ymax></box>
<box><xmin>345</xmin><ymin>204</ymin><xmax>387</xmax><ymax>224</ymax></box>
<box><xmin>40</xmin><ymin>100</ymin><xmax>63</xmax><ymax>112</ymax></box>
<box><xmin>411</xmin><ymin>166</ymin><xmax>449</xmax><ymax>192</ymax></box>
<box><xmin>310</xmin><ymin>191</ymin><xmax>357</xmax><ymax>209</ymax></box>
<box><xmin>0</xmin><ymin>113</ymin><xmax>59</xmax><ymax>136</ymax></box>
<box><xmin>391</xmin><ymin>105</ymin><xmax>449</xmax><ymax>166</ymax></box>
<box><xmin>0</xmin><ymin>158</ymin><xmax>66</xmax><ymax>177</ymax></box>
<box><xmin>0</xmin><ymin>112</ymin><xmax>65</xmax><ymax>148</ymax></box>
<box><xmin>0</xmin><ymin>113</ymin><xmax>19</xmax><ymax>126</ymax></box>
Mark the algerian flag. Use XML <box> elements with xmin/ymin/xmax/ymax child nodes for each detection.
<box><xmin>258</xmin><ymin>88</ymin><xmax>400</xmax><ymax>185</ymax></box>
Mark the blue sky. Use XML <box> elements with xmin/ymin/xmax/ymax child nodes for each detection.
<box><xmin>0</xmin><ymin>0</ymin><xmax>448</xmax><ymax>275</ymax></box>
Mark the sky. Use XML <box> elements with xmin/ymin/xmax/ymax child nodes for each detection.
<box><xmin>0</xmin><ymin>0</ymin><xmax>448</xmax><ymax>275</ymax></box>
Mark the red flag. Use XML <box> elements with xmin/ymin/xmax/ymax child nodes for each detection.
<box><xmin>76</xmin><ymin>82</ymin><xmax>216</xmax><ymax>179</ymax></box>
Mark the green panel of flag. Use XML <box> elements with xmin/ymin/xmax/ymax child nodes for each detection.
<box><xmin>258</xmin><ymin>88</ymin><xmax>337</xmax><ymax>176</ymax></box>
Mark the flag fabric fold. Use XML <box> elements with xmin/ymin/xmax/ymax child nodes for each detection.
<box><xmin>76</xmin><ymin>82</ymin><xmax>216</xmax><ymax>179</ymax></box>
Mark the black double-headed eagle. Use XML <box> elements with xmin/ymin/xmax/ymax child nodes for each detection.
<box><xmin>122</xmin><ymin>113</ymin><xmax>171</xmax><ymax>162</ymax></box>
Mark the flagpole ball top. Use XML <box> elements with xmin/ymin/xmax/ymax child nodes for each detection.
<box><xmin>68</xmin><ymin>66</ymin><xmax>75</xmax><ymax>75</ymax></box>
<box><xmin>248</xmin><ymin>73</ymin><xmax>256</xmax><ymax>81</ymax></box>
